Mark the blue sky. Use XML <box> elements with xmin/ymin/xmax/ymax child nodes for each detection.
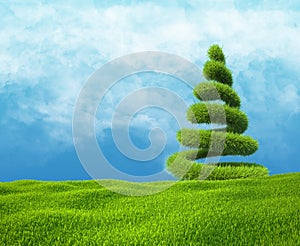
<box><xmin>0</xmin><ymin>0</ymin><xmax>299</xmax><ymax>181</ymax></box>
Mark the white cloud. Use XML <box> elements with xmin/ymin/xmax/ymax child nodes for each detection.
<box><xmin>278</xmin><ymin>84</ymin><xmax>300</xmax><ymax>113</ymax></box>
<box><xmin>1</xmin><ymin>1</ymin><xmax>299</xmax><ymax>148</ymax></box>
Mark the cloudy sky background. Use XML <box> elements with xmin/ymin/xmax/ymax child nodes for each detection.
<box><xmin>0</xmin><ymin>0</ymin><xmax>299</xmax><ymax>181</ymax></box>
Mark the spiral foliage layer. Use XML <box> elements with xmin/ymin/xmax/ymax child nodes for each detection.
<box><xmin>167</xmin><ymin>45</ymin><xmax>268</xmax><ymax>180</ymax></box>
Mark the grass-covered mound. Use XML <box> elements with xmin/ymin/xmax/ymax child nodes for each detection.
<box><xmin>1</xmin><ymin>173</ymin><xmax>299</xmax><ymax>245</ymax></box>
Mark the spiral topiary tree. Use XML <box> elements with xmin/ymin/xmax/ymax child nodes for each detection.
<box><xmin>167</xmin><ymin>45</ymin><xmax>268</xmax><ymax>180</ymax></box>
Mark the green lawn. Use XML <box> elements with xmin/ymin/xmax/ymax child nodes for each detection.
<box><xmin>1</xmin><ymin>173</ymin><xmax>299</xmax><ymax>245</ymax></box>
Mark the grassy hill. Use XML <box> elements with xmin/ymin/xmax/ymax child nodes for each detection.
<box><xmin>1</xmin><ymin>173</ymin><xmax>299</xmax><ymax>245</ymax></box>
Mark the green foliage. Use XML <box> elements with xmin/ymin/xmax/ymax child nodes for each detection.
<box><xmin>1</xmin><ymin>174</ymin><xmax>299</xmax><ymax>245</ymax></box>
<box><xmin>207</xmin><ymin>44</ymin><xmax>226</xmax><ymax>64</ymax></box>
<box><xmin>193</xmin><ymin>81</ymin><xmax>241</xmax><ymax>108</ymax></box>
<box><xmin>177</xmin><ymin>129</ymin><xmax>258</xmax><ymax>156</ymax></box>
<box><xmin>187</xmin><ymin>103</ymin><xmax>248</xmax><ymax>133</ymax></box>
<box><xmin>203</xmin><ymin>60</ymin><xmax>233</xmax><ymax>86</ymax></box>
<box><xmin>179</xmin><ymin>162</ymin><xmax>268</xmax><ymax>180</ymax></box>
<box><xmin>167</xmin><ymin>44</ymin><xmax>267</xmax><ymax>180</ymax></box>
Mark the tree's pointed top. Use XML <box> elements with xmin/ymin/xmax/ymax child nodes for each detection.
<box><xmin>208</xmin><ymin>44</ymin><xmax>226</xmax><ymax>64</ymax></box>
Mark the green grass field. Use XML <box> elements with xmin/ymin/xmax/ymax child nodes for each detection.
<box><xmin>1</xmin><ymin>173</ymin><xmax>299</xmax><ymax>245</ymax></box>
